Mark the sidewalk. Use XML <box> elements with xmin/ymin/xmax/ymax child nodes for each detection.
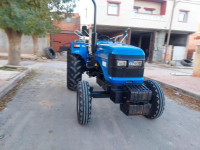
<box><xmin>0</xmin><ymin>56</ymin><xmax>65</xmax><ymax>99</ymax></box>
<box><xmin>0</xmin><ymin>60</ymin><xmax>32</xmax><ymax>99</ymax></box>
<box><xmin>144</xmin><ymin>63</ymin><xmax>200</xmax><ymax>100</ymax></box>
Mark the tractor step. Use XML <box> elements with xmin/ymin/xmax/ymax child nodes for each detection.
<box><xmin>120</xmin><ymin>103</ymin><xmax>151</xmax><ymax>116</ymax></box>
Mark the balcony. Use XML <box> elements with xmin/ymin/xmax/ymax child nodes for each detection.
<box><xmin>139</xmin><ymin>0</ymin><xmax>166</xmax><ymax>3</ymax></box>
<box><xmin>132</xmin><ymin>13</ymin><xmax>166</xmax><ymax>22</ymax></box>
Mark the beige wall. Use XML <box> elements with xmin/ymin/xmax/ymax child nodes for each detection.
<box><xmin>78</xmin><ymin>0</ymin><xmax>94</xmax><ymax>26</ymax></box>
<box><xmin>0</xmin><ymin>30</ymin><xmax>47</xmax><ymax>56</ymax></box>
<box><xmin>171</xmin><ymin>0</ymin><xmax>200</xmax><ymax>32</ymax></box>
<box><xmin>78</xmin><ymin>0</ymin><xmax>200</xmax><ymax>33</ymax></box>
<box><xmin>79</xmin><ymin>0</ymin><xmax>134</xmax><ymax>27</ymax></box>
<box><xmin>96</xmin><ymin>0</ymin><xmax>134</xmax><ymax>27</ymax></box>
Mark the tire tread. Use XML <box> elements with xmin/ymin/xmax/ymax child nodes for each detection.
<box><xmin>77</xmin><ymin>81</ymin><xmax>92</xmax><ymax>125</ymax></box>
<box><xmin>67</xmin><ymin>51</ymin><xmax>84</xmax><ymax>91</ymax></box>
<box><xmin>144</xmin><ymin>80</ymin><xmax>165</xmax><ymax>119</ymax></box>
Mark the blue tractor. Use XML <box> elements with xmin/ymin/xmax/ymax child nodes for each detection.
<box><xmin>67</xmin><ymin>0</ymin><xmax>165</xmax><ymax>125</ymax></box>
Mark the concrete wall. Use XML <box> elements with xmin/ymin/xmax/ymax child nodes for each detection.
<box><xmin>0</xmin><ymin>30</ymin><xmax>9</xmax><ymax>53</ymax></box>
<box><xmin>153</xmin><ymin>31</ymin><xmax>166</xmax><ymax>62</ymax></box>
<box><xmin>0</xmin><ymin>30</ymin><xmax>47</xmax><ymax>56</ymax></box>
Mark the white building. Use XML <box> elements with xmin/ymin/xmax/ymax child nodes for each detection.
<box><xmin>77</xmin><ymin>0</ymin><xmax>200</xmax><ymax>62</ymax></box>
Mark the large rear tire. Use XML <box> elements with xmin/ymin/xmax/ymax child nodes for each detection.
<box><xmin>77</xmin><ymin>81</ymin><xmax>92</xmax><ymax>125</ymax></box>
<box><xmin>67</xmin><ymin>51</ymin><xmax>84</xmax><ymax>91</ymax></box>
<box><xmin>144</xmin><ymin>80</ymin><xmax>165</xmax><ymax>119</ymax></box>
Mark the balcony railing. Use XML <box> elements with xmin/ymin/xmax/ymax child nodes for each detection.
<box><xmin>139</xmin><ymin>0</ymin><xmax>166</xmax><ymax>2</ymax></box>
<box><xmin>133</xmin><ymin>13</ymin><xmax>166</xmax><ymax>21</ymax></box>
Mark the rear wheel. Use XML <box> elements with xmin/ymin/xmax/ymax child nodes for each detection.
<box><xmin>77</xmin><ymin>81</ymin><xmax>92</xmax><ymax>125</ymax></box>
<box><xmin>67</xmin><ymin>51</ymin><xmax>84</xmax><ymax>91</ymax></box>
<box><xmin>144</xmin><ymin>80</ymin><xmax>165</xmax><ymax>119</ymax></box>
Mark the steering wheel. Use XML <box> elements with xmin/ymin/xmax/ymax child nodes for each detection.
<box><xmin>98</xmin><ymin>34</ymin><xmax>110</xmax><ymax>40</ymax></box>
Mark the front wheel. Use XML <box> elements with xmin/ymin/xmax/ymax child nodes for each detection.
<box><xmin>144</xmin><ymin>80</ymin><xmax>165</xmax><ymax>119</ymax></box>
<box><xmin>77</xmin><ymin>81</ymin><xmax>92</xmax><ymax>125</ymax></box>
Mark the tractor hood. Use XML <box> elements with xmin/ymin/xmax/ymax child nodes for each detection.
<box><xmin>96</xmin><ymin>43</ymin><xmax>145</xmax><ymax>56</ymax></box>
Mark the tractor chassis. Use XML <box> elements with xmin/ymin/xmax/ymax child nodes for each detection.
<box><xmin>90</xmin><ymin>77</ymin><xmax>153</xmax><ymax>116</ymax></box>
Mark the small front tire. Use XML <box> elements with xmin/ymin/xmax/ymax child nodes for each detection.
<box><xmin>144</xmin><ymin>80</ymin><xmax>165</xmax><ymax>119</ymax></box>
<box><xmin>77</xmin><ymin>81</ymin><xmax>92</xmax><ymax>125</ymax></box>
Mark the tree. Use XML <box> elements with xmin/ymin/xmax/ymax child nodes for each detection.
<box><xmin>0</xmin><ymin>0</ymin><xmax>76</xmax><ymax>65</ymax></box>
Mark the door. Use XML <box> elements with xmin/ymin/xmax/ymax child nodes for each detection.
<box><xmin>172</xmin><ymin>46</ymin><xmax>186</xmax><ymax>60</ymax></box>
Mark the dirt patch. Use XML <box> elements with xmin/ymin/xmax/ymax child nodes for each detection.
<box><xmin>0</xmin><ymin>71</ymin><xmax>36</xmax><ymax>111</ymax></box>
<box><xmin>163</xmin><ymin>87</ymin><xmax>200</xmax><ymax>111</ymax></box>
<box><xmin>39</xmin><ymin>101</ymin><xmax>54</xmax><ymax>109</ymax></box>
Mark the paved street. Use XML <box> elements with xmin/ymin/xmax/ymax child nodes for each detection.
<box><xmin>0</xmin><ymin>61</ymin><xmax>200</xmax><ymax>150</ymax></box>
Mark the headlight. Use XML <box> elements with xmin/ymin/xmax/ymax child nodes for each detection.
<box><xmin>102</xmin><ymin>61</ymin><xmax>106</xmax><ymax>67</ymax></box>
<box><xmin>117</xmin><ymin>60</ymin><xmax>127</xmax><ymax>67</ymax></box>
<box><xmin>129</xmin><ymin>61</ymin><xmax>143</xmax><ymax>67</ymax></box>
<box><xmin>73</xmin><ymin>44</ymin><xmax>80</xmax><ymax>48</ymax></box>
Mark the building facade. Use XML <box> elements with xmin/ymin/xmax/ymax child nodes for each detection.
<box><xmin>78</xmin><ymin>0</ymin><xmax>200</xmax><ymax>62</ymax></box>
<box><xmin>52</xmin><ymin>13</ymin><xmax>80</xmax><ymax>52</ymax></box>
<box><xmin>187</xmin><ymin>24</ymin><xmax>200</xmax><ymax>60</ymax></box>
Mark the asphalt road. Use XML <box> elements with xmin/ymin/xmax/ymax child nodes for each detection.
<box><xmin>0</xmin><ymin>61</ymin><xmax>200</xmax><ymax>150</ymax></box>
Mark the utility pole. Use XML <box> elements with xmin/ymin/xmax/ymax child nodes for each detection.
<box><xmin>164</xmin><ymin>0</ymin><xmax>176</xmax><ymax>63</ymax></box>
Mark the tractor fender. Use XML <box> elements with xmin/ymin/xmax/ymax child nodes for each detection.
<box><xmin>70</xmin><ymin>42</ymin><xmax>87</xmax><ymax>62</ymax></box>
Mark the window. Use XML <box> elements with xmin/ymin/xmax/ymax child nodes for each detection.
<box><xmin>179</xmin><ymin>10</ymin><xmax>189</xmax><ymax>22</ymax></box>
<box><xmin>144</xmin><ymin>8</ymin><xmax>155</xmax><ymax>14</ymax></box>
<box><xmin>134</xmin><ymin>6</ymin><xmax>140</xmax><ymax>13</ymax></box>
<box><xmin>108</xmin><ymin>2</ymin><xmax>120</xmax><ymax>16</ymax></box>
<box><xmin>145</xmin><ymin>9</ymin><xmax>153</xmax><ymax>14</ymax></box>
<box><xmin>134</xmin><ymin>8</ymin><xmax>139</xmax><ymax>13</ymax></box>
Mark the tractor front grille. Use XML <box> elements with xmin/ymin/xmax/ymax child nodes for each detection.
<box><xmin>108</xmin><ymin>54</ymin><xmax>145</xmax><ymax>77</ymax></box>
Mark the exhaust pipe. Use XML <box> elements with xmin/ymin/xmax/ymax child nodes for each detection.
<box><xmin>91</xmin><ymin>0</ymin><xmax>97</xmax><ymax>55</ymax></box>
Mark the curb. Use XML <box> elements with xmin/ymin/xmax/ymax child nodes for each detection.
<box><xmin>0</xmin><ymin>68</ymin><xmax>32</xmax><ymax>100</ymax></box>
<box><xmin>144</xmin><ymin>76</ymin><xmax>200</xmax><ymax>100</ymax></box>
